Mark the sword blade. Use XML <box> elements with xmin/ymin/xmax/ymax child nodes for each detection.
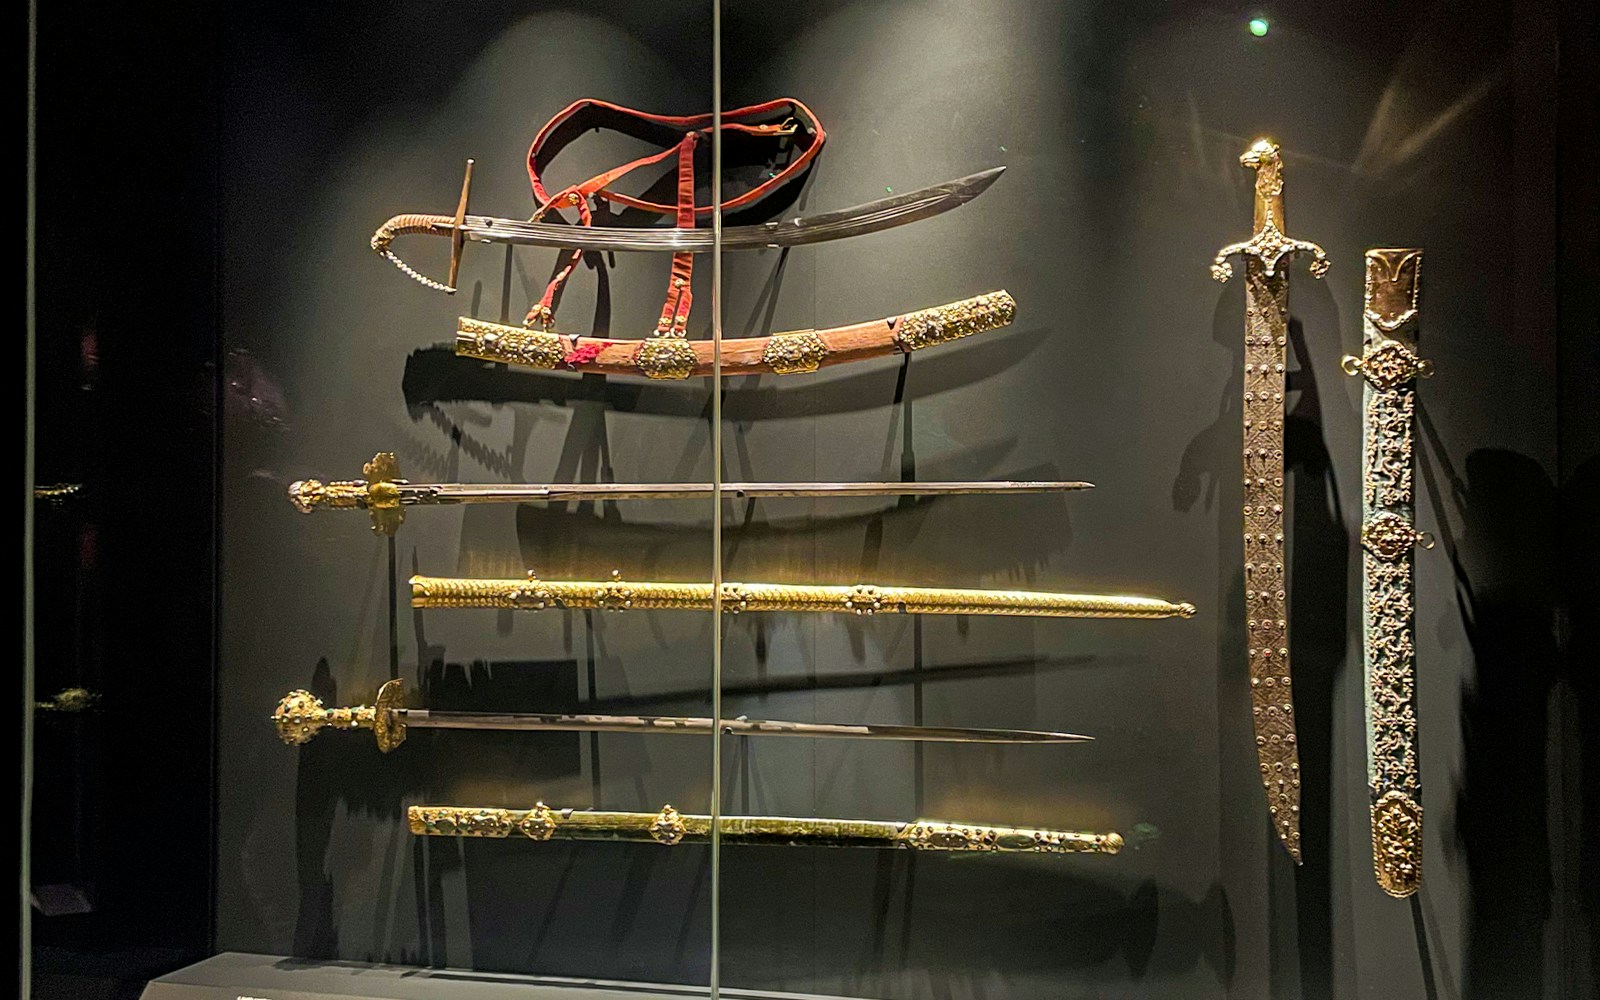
<box><xmin>458</xmin><ymin>167</ymin><xmax>1004</xmax><ymax>252</ymax></box>
<box><xmin>407</xmin><ymin>479</ymin><xmax>1093</xmax><ymax>505</ymax></box>
<box><xmin>400</xmin><ymin>710</ymin><xmax>1091</xmax><ymax>744</ymax></box>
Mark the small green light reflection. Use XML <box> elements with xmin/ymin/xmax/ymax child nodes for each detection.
<box><xmin>1249</xmin><ymin>18</ymin><xmax>1269</xmax><ymax>37</ymax></box>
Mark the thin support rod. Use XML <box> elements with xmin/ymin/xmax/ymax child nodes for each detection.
<box><xmin>709</xmin><ymin>5</ymin><xmax>724</xmax><ymax>998</ymax></box>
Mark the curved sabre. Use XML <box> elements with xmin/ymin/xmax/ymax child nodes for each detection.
<box><xmin>373</xmin><ymin>163</ymin><xmax>1005</xmax><ymax>291</ymax></box>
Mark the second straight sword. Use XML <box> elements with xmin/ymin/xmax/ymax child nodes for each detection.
<box><xmin>274</xmin><ymin>680</ymin><xmax>1093</xmax><ymax>753</ymax></box>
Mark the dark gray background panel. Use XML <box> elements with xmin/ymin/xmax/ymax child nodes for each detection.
<box><xmin>218</xmin><ymin>2</ymin><xmax>1585</xmax><ymax>1000</ymax></box>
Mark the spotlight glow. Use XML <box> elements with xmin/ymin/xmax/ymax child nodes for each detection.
<box><xmin>1249</xmin><ymin>18</ymin><xmax>1269</xmax><ymax>37</ymax></box>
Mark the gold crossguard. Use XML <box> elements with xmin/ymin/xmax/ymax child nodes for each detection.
<box><xmin>410</xmin><ymin>572</ymin><xmax>1197</xmax><ymax>620</ymax></box>
<box><xmin>408</xmin><ymin>803</ymin><xmax>1124</xmax><ymax>855</ymax></box>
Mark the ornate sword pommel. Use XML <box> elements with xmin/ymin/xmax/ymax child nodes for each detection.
<box><xmin>287</xmin><ymin>479</ymin><xmax>369</xmax><ymax>513</ymax></box>
<box><xmin>892</xmin><ymin>291</ymin><xmax>1016</xmax><ymax>352</ymax></box>
<box><xmin>272</xmin><ymin>678</ymin><xmax>408</xmax><ymax>752</ymax></box>
<box><xmin>286</xmin><ymin>454</ymin><xmax>407</xmax><ymax>534</ymax></box>
<box><xmin>372</xmin><ymin>159</ymin><xmax>475</xmax><ymax>294</ymax></box>
<box><xmin>1211</xmin><ymin>138</ymin><xmax>1329</xmax><ymax>283</ymax></box>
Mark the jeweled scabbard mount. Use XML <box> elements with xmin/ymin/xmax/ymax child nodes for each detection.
<box><xmin>409</xmin><ymin>802</ymin><xmax>1124</xmax><ymax>856</ymax></box>
<box><xmin>1341</xmin><ymin>247</ymin><xmax>1433</xmax><ymax>898</ymax></box>
<box><xmin>1211</xmin><ymin>138</ymin><xmax>1328</xmax><ymax>864</ymax></box>
<box><xmin>273</xmin><ymin>679</ymin><xmax>1095</xmax><ymax>753</ymax></box>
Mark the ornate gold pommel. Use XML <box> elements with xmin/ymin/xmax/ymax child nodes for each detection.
<box><xmin>1341</xmin><ymin>342</ymin><xmax>1433</xmax><ymax>392</ymax></box>
<box><xmin>1372</xmin><ymin>790</ymin><xmax>1423</xmax><ymax>897</ymax></box>
<box><xmin>272</xmin><ymin>678</ymin><xmax>408</xmax><ymax>752</ymax></box>
<box><xmin>287</xmin><ymin>453</ymin><xmax>407</xmax><ymax>534</ymax></box>
<box><xmin>1212</xmin><ymin>139</ymin><xmax>1328</xmax><ymax>283</ymax></box>
<box><xmin>457</xmin><ymin>317</ymin><xmax>566</xmax><ymax>370</ymax></box>
<box><xmin>634</xmin><ymin>336</ymin><xmax>698</xmax><ymax>380</ymax></box>
<box><xmin>892</xmin><ymin>291</ymin><xmax>1016</xmax><ymax>352</ymax></box>
<box><xmin>1362</xmin><ymin>511</ymin><xmax>1434</xmax><ymax>561</ymax></box>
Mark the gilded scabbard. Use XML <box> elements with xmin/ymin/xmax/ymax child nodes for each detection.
<box><xmin>1212</xmin><ymin>139</ymin><xmax>1329</xmax><ymax>864</ymax></box>
<box><xmin>408</xmin><ymin>803</ymin><xmax>1124</xmax><ymax>855</ymax></box>
<box><xmin>1342</xmin><ymin>248</ymin><xmax>1432</xmax><ymax>897</ymax></box>
<box><xmin>410</xmin><ymin>572</ymin><xmax>1197</xmax><ymax>620</ymax></box>
<box><xmin>454</xmin><ymin>291</ymin><xmax>1016</xmax><ymax>379</ymax></box>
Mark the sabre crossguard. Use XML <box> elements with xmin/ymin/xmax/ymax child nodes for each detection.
<box><xmin>1211</xmin><ymin>140</ymin><xmax>1329</xmax><ymax>283</ymax></box>
<box><xmin>371</xmin><ymin>159</ymin><xmax>474</xmax><ymax>293</ymax></box>
<box><xmin>273</xmin><ymin>678</ymin><xmax>409</xmax><ymax>752</ymax></box>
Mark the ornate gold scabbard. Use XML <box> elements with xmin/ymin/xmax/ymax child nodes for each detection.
<box><xmin>272</xmin><ymin>678</ymin><xmax>1095</xmax><ymax>753</ymax></box>
<box><xmin>410</xmin><ymin>572</ymin><xmax>1197</xmax><ymax>620</ymax></box>
<box><xmin>408</xmin><ymin>803</ymin><xmax>1124</xmax><ymax>856</ymax></box>
<box><xmin>1342</xmin><ymin>248</ymin><xmax>1433</xmax><ymax>898</ymax></box>
<box><xmin>288</xmin><ymin>452</ymin><xmax>1093</xmax><ymax>536</ymax></box>
<box><xmin>454</xmin><ymin>291</ymin><xmax>1015</xmax><ymax>379</ymax></box>
<box><xmin>1211</xmin><ymin>139</ymin><xmax>1329</xmax><ymax>864</ymax></box>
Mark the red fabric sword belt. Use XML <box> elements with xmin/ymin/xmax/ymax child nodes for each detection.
<box><xmin>524</xmin><ymin>98</ymin><xmax>824</xmax><ymax>334</ymax></box>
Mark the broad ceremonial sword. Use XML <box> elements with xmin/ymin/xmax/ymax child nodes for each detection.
<box><xmin>1211</xmin><ymin>138</ymin><xmax>1329</xmax><ymax>863</ymax></box>
<box><xmin>372</xmin><ymin>159</ymin><xmax>1005</xmax><ymax>293</ymax></box>
<box><xmin>409</xmin><ymin>802</ymin><xmax>1124</xmax><ymax>855</ymax></box>
<box><xmin>1342</xmin><ymin>248</ymin><xmax>1433</xmax><ymax>897</ymax></box>
<box><xmin>273</xmin><ymin>679</ymin><xmax>1093</xmax><ymax>753</ymax></box>
<box><xmin>288</xmin><ymin>452</ymin><xmax>1094</xmax><ymax>536</ymax></box>
<box><xmin>411</xmin><ymin>572</ymin><xmax>1197</xmax><ymax>620</ymax></box>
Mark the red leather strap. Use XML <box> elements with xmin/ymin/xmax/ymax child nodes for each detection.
<box><xmin>522</xmin><ymin>98</ymin><xmax>823</xmax><ymax>331</ymax></box>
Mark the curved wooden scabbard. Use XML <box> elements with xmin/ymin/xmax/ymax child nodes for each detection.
<box><xmin>454</xmin><ymin>291</ymin><xmax>1015</xmax><ymax>379</ymax></box>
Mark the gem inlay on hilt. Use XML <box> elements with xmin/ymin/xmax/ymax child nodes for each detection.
<box><xmin>273</xmin><ymin>678</ymin><xmax>408</xmax><ymax>752</ymax></box>
<box><xmin>288</xmin><ymin>452</ymin><xmax>408</xmax><ymax>535</ymax></box>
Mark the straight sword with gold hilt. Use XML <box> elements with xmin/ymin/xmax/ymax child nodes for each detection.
<box><xmin>273</xmin><ymin>679</ymin><xmax>1095</xmax><ymax>753</ymax></box>
<box><xmin>288</xmin><ymin>453</ymin><xmax>1095</xmax><ymax>536</ymax></box>
<box><xmin>1342</xmin><ymin>248</ymin><xmax>1433</xmax><ymax>897</ymax></box>
<box><xmin>408</xmin><ymin>802</ymin><xmax>1124</xmax><ymax>856</ymax></box>
<box><xmin>1211</xmin><ymin>138</ymin><xmax>1329</xmax><ymax>864</ymax></box>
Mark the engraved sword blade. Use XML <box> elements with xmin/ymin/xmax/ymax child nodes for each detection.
<box><xmin>405</xmin><ymin>479</ymin><xmax>1092</xmax><ymax>503</ymax></box>
<box><xmin>399</xmin><ymin>710</ymin><xmax>1093</xmax><ymax>744</ymax></box>
<box><xmin>456</xmin><ymin>167</ymin><xmax>1005</xmax><ymax>252</ymax></box>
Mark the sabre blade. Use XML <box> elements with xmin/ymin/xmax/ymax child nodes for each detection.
<box><xmin>455</xmin><ymin>167</ymin><xmax>1005</xmax><ymax>252</ymax></box>
<box><xmin>417</xmin><ymin>479</ymin><xmax>1094</xmax><ymax>504</ymax></box>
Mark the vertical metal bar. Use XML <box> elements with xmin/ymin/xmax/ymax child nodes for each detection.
<box><xmin>709</xmin><ymin>1</ymin><xmax>724</xmax><ymax>997</ymax></box>
<box><xmin>22</xmin><ymin>1</ymin><xmax>38</xmax><ymax>995</ymax></box>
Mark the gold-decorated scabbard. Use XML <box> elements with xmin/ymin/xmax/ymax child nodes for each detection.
<box><xmin>408</xmin><ymin>803</ymin><xmax>1123</xmax><ymax>855</ymax></box>
<box><xmin>410</xmin><ymin>572</ymin><xmax>1197</xmax><ymax>620</ymax></box>
<box><xmin>1342</xmin><ymin>248</ymin><xmax>1432</xmax><ymax>898</ymax></box>
<box><xmin>454</xmin><ymin>291</ymin><xmax>1016</xmax><ymax>379</ymax></box>
<box><xmin>1212</xmin><ymin>139</ymin><xmax>1329</xmax><ymax>865</ymax></box>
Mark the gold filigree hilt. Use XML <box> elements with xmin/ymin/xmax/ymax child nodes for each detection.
<box><xmin>287</xmin><ymin>453</ymin><xmax>407</xmax><ymax>535</ymax></box>
<box><xmin>1211</xmin><ymin>139</ymin><xmax>1329</xmax><ymax>283</ymax></box>
<box><xmin>272</xmin><ymin>678</ymin><xmax>409</xmax><ymax>753</ymax></box>
<box><xmin>371</xmin><ymin>159</ymin><xmax>474</xmax><ymax>294</ymax></box>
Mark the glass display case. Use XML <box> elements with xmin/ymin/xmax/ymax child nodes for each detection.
<box><xmin>23</xmin><ymin>3</ymin><xmax>1598</xmax><ymax>1000</ymax></box>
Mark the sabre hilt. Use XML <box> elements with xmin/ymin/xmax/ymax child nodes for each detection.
<box><xmin>287</xmin><ymin>452</ymin><xmax>407</xmax><ymax>535</ymax></box>
<box><xmin>273</xmin><ymin>678</ymin><xmax>409</xmax><ymax>752</ymax></box>
<box><xmin>371</xmin><ymin>159</ymin><xmax>474</xmax><ymax>293</ymax></box>
<box><xmin>1210</xmin><ymin>138</ymin><xmax>1329</xmax><ymax>283</ymax></box>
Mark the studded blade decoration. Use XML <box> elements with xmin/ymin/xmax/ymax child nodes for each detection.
<box><xmin>1212</xmin><ymin>139</ymin><xmax>1329</xmax><ymax>864</ymax></box>
<box><xmin>1342</xmin><ymin>247</ymin><xmax>1432</xmax><ymax>897</ymax></box>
